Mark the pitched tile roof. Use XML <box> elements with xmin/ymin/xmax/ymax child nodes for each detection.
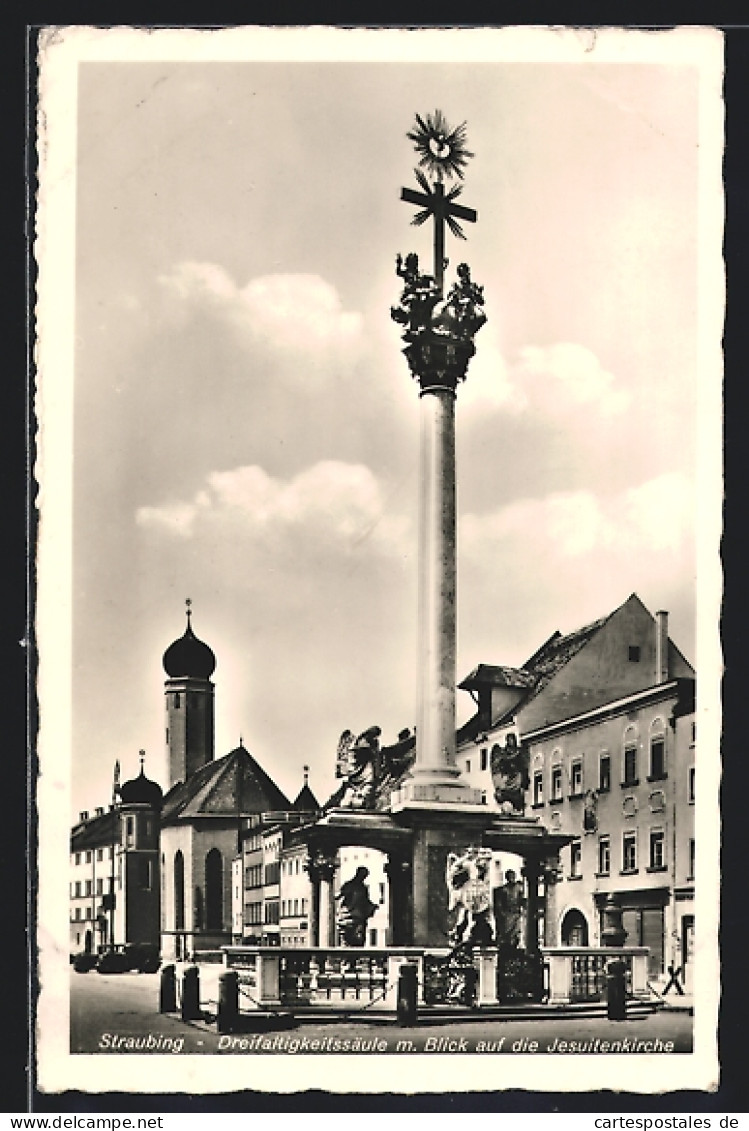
<box><xmin>161</xmin><ymin>744</ymin><xmax>291</xmax><ymax>824</ymax></box>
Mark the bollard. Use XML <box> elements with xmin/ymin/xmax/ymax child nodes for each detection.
<box><xmin>606</xmin><ymin>957</ymin><xmax>627</xmax><ymax>1021</ymax></box>
<box><xmin>159</xmin><ymin>964</ymin><xmax>177</xmax><ymax>1013</ymax></box>
<box><xmin>462</xmin><ymin>965</ymin><xmax>479</xmax><ymax>1009</ymax></box>
<box><xmin>181</xmin><ymin>965</ymin><xmax>202</xmax><ymax>1022</ymax></box>
<box><xmin>217</xmin><ymin>970</ymin><xmax>240</xmax><ymax>1034</ymax></box>
<box><xmin>396</xmin><ymin>963</ymin><xmax>418</xmax><ymax>1026</ymax></box>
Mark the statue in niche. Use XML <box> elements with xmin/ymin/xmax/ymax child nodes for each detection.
<box><xmin>583</xmin><ymin>789</ymin><xmax>599</xmax><ymax>833</ymax></box>
<box><xmin>445</xmin><ymin>847</ymin><xmax>494</xmax><ymax>947</ymax></box>
<box><xmin>490</xmin><ymin>733</ymin><xmax>529</xmax><ymax>815</ymax></box>
<box><xmin>338</xmin><ymin>726</ymin><xmax>382</xmax><ymax>809</ymax></box>
<box><xmin>492</xmin><ymin>868</ymin><xmax>525</xmax><ymax>951</ymax></box>
<box><xmin>335</xmin><ymin>866</ymin><xmax>378</xmax><ymax>946</ymax></box>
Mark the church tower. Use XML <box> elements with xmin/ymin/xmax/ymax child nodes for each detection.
<box><xmin>162</xmin><ymin>600</ymin><xmax>216</xmax><ymax>787</ymax></box>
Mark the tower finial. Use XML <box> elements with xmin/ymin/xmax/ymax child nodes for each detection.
<box><xmin>303</xmin><ymin>764</ymin><xmax>309</xmax><ymax>786</ymax></box>
<box><xmin>139</xmin><ymin>748</ymin><xmax>146</xmax><ymax>774</ymax></box>
<box><xmin>185</xmin><ymin>596</ymin><xmax>192</xmax><ymax>624</ymax></box>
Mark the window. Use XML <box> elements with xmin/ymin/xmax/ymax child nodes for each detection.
<box><xmin>599</xmin><ymin>754</ymin><xmax>611</xmax><ymax>793</ymax></box>
<box><xmin>569</xmin><ymin>840</ymin><xmax>582</xmax><ymax>878</ymax></box>
<box><xmin>628</xmin><ymin>645</ymin><xmax>641</xmax><ymax>662</ymax></box>
<box><xmin>74</xmin><ymin>908</ymin><xmax>81</xmax><ymax>921</ymax></box>
<box><xmin>622</xmin><ymin>832</ymin><xmax>637</xmax><ymax>873</ymax></box>
<box><xmin>96</xmin><ymin>849</ymin><xmax>103</xmax><ymax>862</ymax></box>
<box><xmin>649</xmin><ymin>830</ymin><xmax>665</xmax><ymax>871</ymax></box>
<box><xmin>295</xmin><ymin>858</ymin><xmax>300</xmax><ymax>874</ymax></box>
<box><xmin>109</xmin><ymin>846</ymin><xmax>114</xmax><ymax>860</ymax></box>
<box><xmin>688</xmin><ymin>838</ymin><xmax>695</xmax><ymax>880</ymax></box>
<box><xmin>551</xmin><ymin>766</ymin><xmax>563</xmax><ymax>802</ymax></box>
<box><xmin>570</xmin><ymin>760</ymin><xmax>583</xmax><ymax>796</ymax></box>
<box><xmin>96</xmin><ymin>878</ymin><xmax>103</xmax><ymax>896</ymax></box>
<box><xmin>74</xmin><ymin>881</ymin><xmax>81</xmax><ymax>898</ymax></box>
<box><xmin>379</xmin><ymin>882</ymin><xmax>386</xmax><ymax>905</ymax></box>
<box><xmin>464</xmin><ymin>759</ymin><xmax>471</xmax><ymax>773</ymax></box>
<box><xmin>369</xmin><ymin>928</ymin><xmax>378</xmax><ymax>946</ymax></box>
<box><xmin>125</xmin><ymin>816</ymin><xmax>135</xmax><ymax>847</ymax></box>
<box><xmin>74</xmin><ymin>853</ymin><xmax>81</xmax><ymax>865</ymax></box>
<box><xmin>84</xmin><ymin>880</ymin><xmax>92</xmax><ymax>897</ymax></box>
<box><xmin>480</xmin><ymin>748</ymin><xmax>488</xmax><ymax>772</ymax></box>
<box><xmin>206</xmin><ymin>848</ymin><xmax>223</xmax><ymax>931</ymax></box>
<box><xmin>293</xmin><ymin>898</ymin><xmax>299</xmax><ymax>916</ymax></box>
<box><xmin>533</xmin><ymin>772</ymin><xmax>543</xmax><ymax>807</ymax></box>
<box><xmin>649</xmin><ymin>737</ymin><xmax>666</xmax><ymax>781</ymax></box>
<box><xmin>598</xmin><ymin>836</ymin><xmax>611</xmax><ymax>876</ymax></box>
<box><xmin>301</xmin><ymin>898</ymin><xmax>306</xmax><ymax>915</ymax></box>
<box><xmin>623</xmin><ymin>745</ymin><xmax>638</xmax><ymax>786</ymax></box>
<box><xmin>85</xmin><ymin>851</ymin><xmax>92</xmax><ymax>864</ymax></box>
<box><xmin>688</xmin><ymin>766</ymin><xmax>695</xmax><ymax>804</ymax></box>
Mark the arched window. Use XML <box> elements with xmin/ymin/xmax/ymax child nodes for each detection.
<box><xmin>205</xmin><ymin>848</ymin><xmax>223</xmax><ymax>931</ymax></box>
<box><xmin>174</xmin><ymin>850</ymin><xmax>185</xmax><ymax>930</ymax></box>
<box><xmin>561</xmin><ymin>908</ymin><xmax>589</xmax><ymax>947</ymax></box>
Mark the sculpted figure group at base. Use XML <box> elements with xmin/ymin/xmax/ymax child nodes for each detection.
<box><xmin>391</xmin><ymin>254</ymin><xmax>486</xmax><ymax>345</ymax></box>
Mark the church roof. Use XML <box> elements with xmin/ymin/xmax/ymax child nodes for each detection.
<box><xmin>161</xmin><ymin>744</ymin><xmax>291</xmax><ymax>824</ymax></box>
<box><xmin>292</xmin><ymin>783</ymin><xmax>320</xmax><ymax>813</ymax></box>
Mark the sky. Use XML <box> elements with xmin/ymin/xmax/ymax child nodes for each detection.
<box><xmin>53</xmin><ymin>29</ymin><xmax>720</xmax><ymax>815</ymax></box>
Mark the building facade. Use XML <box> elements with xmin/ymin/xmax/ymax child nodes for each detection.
<box><xmin>457</xmin><ymin>595</ymin><xmax>695</xmax><ymax>983</ymax></box>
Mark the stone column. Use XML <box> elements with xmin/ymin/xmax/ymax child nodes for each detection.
<box><xmin>522</xmin><ymin>858</ymin><xmax>542</xmax><ymax>953</ymax></box>
<box><xmin>392</xmin><ymin>340</ymin><xmax>481</xmax><ymax>807</ymax></box>
<box><xmin>304</xmin><ymin>850</ymin><xmax>338</xmax><ymax>948</ymax></box>
<box><xmin>542</xmin><ymin>855</ymin><xmax>562</xmax><ymax>947</ymax></box>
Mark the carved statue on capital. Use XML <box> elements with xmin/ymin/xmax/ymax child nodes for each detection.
<box><xmin>336</xmin><ymin>726</ymin><xmax>382</xmax><ymax>809</ymax></box>
<box><xmin>391</xmin><ymin>253</ymin><xmax>486</xmax><ymax>350</ymax></box>
<box><xmin>304</xmin><ymin>849</ymin><xmax>339</xmax><ymax>885</ymax></box>
<box><xmin>490</xmin><ymin>733</ymin><xmax>529</xmax><ymax>816</ymax></box>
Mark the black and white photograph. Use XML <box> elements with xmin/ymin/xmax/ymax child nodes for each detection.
<box><xmin>34</xmin><ymin>25</ymin><xmax>723</xmax><ymax>1097</ymax></box>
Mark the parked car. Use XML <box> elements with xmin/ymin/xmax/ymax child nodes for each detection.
<box><xmin>72</xmin><ymin>951</ymin><xmax>99</xmax><ymax>973</ymax></box>
<box><xmin>95</xmin><ymin>943</ymin><xmax>161</xmax><ymax>974</ymax></box>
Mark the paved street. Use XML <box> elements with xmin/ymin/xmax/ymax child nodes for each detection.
<box><xmin>70</xmin><ymin>966</ymin><xmax>693</xmax><ymax>1056</ymax></box>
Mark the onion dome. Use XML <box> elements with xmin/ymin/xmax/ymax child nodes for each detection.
<box><xmin>162</xmin><ymin>599</ymin><xmax>216</xmax><ymax>679</ymax></box>
<box><xmin>119</xmin><ymin>751</ymin><xmax>163</xmax><ymax>808</ymax></box>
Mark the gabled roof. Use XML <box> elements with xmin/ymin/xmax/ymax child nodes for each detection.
<box><xmin>71</xmin><ymin>808</ymin><xmax>119</xmax><ymax>852</ymax></box>
<box><xmin>458</xmin><ymin>664</ymin><xmax>536</xmax><ymax>692</ymax></box>
<box><xmin>517</xmin><ymin>612</ymin><xmax>611</xmax><ymax>706</ymax></box>
<box><xmin>161</xmin><ymin>744</ymin><xmax>291</xmax><ymax>825</ymax></box>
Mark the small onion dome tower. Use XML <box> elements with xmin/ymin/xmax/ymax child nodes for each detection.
<box><xmin>115</xmin><ymin>751</ymin><xmax>162</xmax><ymax>949</ymax></box>
<box><xmin>163</xmin><ymin>599</ymin><xmax>216</xmax><ymax>788</ymax></box>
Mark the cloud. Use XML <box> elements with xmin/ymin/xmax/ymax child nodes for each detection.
<box><xmin>159</xmin><ymin>262</ymin><xmax>364</xmax><ymax>368</ymax></box>
<box><xmin>461</xmin><ymin>472</ymin><xmax>692</xmax><ymax>562</ymax></box>
<box><xmin>510</xmin><ymin>342</ymin><xmax>631</xmax><ymax>417</ymax></box>
<box><xmin>457</xmin><ymin>472</ymin><xmax>695</xmax><ymax>669</ymax></box>
<box><xmin>135</xmin><ymin>459</ymin><xmax>411</xmax><ymax>560</ymax></box>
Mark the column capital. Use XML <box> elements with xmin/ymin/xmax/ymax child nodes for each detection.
<box><xmin>304</xmin><ymin>849</ymin><xmax>338</xmax><ymax>884</ymax></box>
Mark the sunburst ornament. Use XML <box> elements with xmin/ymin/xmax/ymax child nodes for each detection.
<box><xmin>407</xmin><ymin>110</ymin><xmax>473</xmax><ymax>181</ymax></box>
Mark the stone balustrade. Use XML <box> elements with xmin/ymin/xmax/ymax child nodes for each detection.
<box><xmin>541</xmin><ymin>946</ymin><xmax>650</xmax><ymax>1004</ymax></box>
<box><xmin>222</xmin><ymin>945</ymin><xmax>499</xmax><ymax>1010</ymax></box>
